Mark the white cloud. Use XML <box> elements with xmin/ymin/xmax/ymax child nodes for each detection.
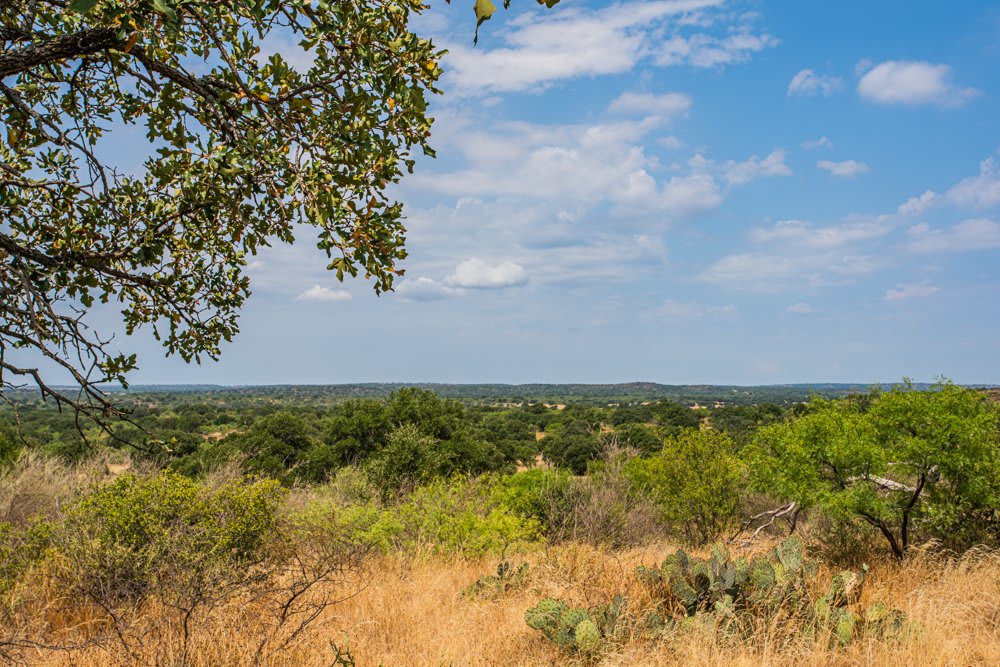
<box><xmin>608</xmin><ymin>92</ymin><xmax>692</xmax><ymax>119</ymax></box>
<box><xmin>787</xmin><ymin>303</ymin><xmax>814</xmax><ymax>314</ymax></box>
<box><xmin>444</xmin><ymin>1</ymin><xmax>775</xmax><ymax>95</ymax></box>
<box><xmin>649</xmin><ymin>170</ymin><xmax>723</xmax><ymax>215</ymax></box>
<box><xmin>660</xmin><ymin>135</ymin><xmax>684</xmax><ymax>150</ymax></box>
<box><xmin>723</xmin><ymin>149</ymin><xmax>791</xmax><ymax>185</ymax></box>
<box><xmin>658</xmin><ymin>299</ymin><xmax>737</xmax><ymax>320</ymax></box>
<box><xmin>411</xmin><ymin>116</ymin><xmax>731</xmax><ymax>220</ymax></box>
<box><xmin>655</xmin><ymin>29</ymin><xmax>779</xmax><ymax>68</ymax></box>
<box><xmin>787</xmin><ymin>69</ymin><xmax>843</xmax><ymax>96</ymax></box>
<box><xmin>906</xmin><ymin>218</ymin><xmax>1000</xmax><ymax>253</ymax></box>
<box><xmin>294</xmin><ymin>285</ymin><xmax>352</xmax><ymax>302</ymax></box>
<box><xmin>394</xmin><ymin>277</ymin><xmax>459</xmax><ymax>302</ymax></box>
<box><xmin>698</xmin><ymin>252</ymin><xmax>879</xmax><ymax>288</ymax></box>
<box><xmin>884</xmin><ymin>283</ymin><xmax>940</xmax><ymax>301</ymax></box>
<box><xmin>946</xmin><ymin>157</ymin><xmax>1000</xmax><ymax>210</ymax></box>
<box><xmin>817</xmin><ymin>159</ymin><xmax>870</xmax><ymax>177</ymax></box>
<box><xmin>445</xmin><ymin>258</ymin><xmax>529</xmax><ymax>289</ymax></box>
<box><xmin>857</xmin><ymin>60</ymin><xmax>978</xmax><ymax>107</ymax></box>
<box><xmin>801</xmin><ymin>136</ymin><xmax>833</xmax><ymax>150</ymax></box>
<box><xmin>750</xmin><ymin>219</ymin><xmax>892</xmax><ymax>249</ymax></box>
<box><xmin>897</xmin><ymin>190</ymin><xmax>938</xmax><ymax>217</ymax></box>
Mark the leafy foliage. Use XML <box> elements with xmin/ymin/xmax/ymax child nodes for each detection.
<box><xmin>52</xmin><ymin>470</ymin><xmax>285</xmax><ymax>603</ymax></box>
<box><xmin>625</xmin><ymin>429</ymin><xmax>746</xmax><ymax>544</ymax></box>
<box><xmin>746</xmin><ymin>382</ymin><xmax>1000</xmax><ymax>557</ymax></box>
<box><xmin>541</xmin><ymin>420</ymin><xmax>601</xmax><ymax>473</ymax></box>
<box><xmin>1</xmin><ymin>0</ymin><xmax>442</xmax><ymax>413</ymax></box>
<box><xmin>301</xmin><ymin>476</ymin><xmax>542</xmax><ymax>556</ymax></box>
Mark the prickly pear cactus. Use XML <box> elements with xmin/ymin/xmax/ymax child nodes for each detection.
<box><xmin>630</xmin><ymin>535</ymin><xmax>907</xmax><ymax>647</ymax></box>
<box><xmin>527</xmin><ymin>536</ymin><xmax>909</xmax><ymax>654</ymax></box>
<box><xmin>463</xmin><ymin>560</ymin><xmax>529</xmax><ymax>599</ymax></box>
<box><xmin>574</xmin><ymin>619</ymin><xmax>601</xmax><ymax>653</ymax></box>
<box><xmin>524</xmin><ymin>597</ymin><xmax>615</xmax><ymax>654</ymax></box>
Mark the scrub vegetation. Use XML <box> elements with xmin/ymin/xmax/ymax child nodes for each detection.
<box><xmin>0</xmin><ymin>381</ymin><xmax>998</xmax><ymax>665</ymax></box>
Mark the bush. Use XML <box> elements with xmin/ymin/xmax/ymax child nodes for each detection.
<box><xmin>0</xmin><ymin>425</ymin><xmax>18</xmax><ymax>468</ymax></box>
<box><xmin>229</xmin><ymin>411</ymin><xmax>327</xmax><ymax>484</ymax></box>
<box><xmin>53</xmin><ymin>470</ymin><xmax>285</xmax><ymax>604</ymax></box>
<box><xmin>488</xmin><ymin>468</ymin><xmax>575</xmax><ymax>536</ymax></box>
<box><xmin>541</xmin><ymin>421</ymin><xmax>600</xmax><ymax>473</ymax></box>
<box><xmin>299</xmin><ymin>475</ymin><xmax>543</xmax><ymax>556</ymax></box>
<box><xmin>746</xmin><ymin>382</ymin><xmax>1000</xmax><ymax>558</ymax></box>
<box><xmin>625</xmin><ymin>430</ymin><xmax>745</xmax><ymax>544</ymax></box>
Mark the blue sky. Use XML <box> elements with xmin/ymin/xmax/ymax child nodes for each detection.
<box><xmin>115</xmin><ymin>0</ymin><xmax>1000</xmax><ymax>385</ymax></box>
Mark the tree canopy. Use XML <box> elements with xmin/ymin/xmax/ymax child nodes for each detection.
<box><xmin>1</xmin><ymin>0</ymin><xmax>447</xmax><ymax>418</ymax></box>
<box><xmin>747</xmin><ymin>382</ymin><xmax>1000</xmax><ymax>558</ymax></box>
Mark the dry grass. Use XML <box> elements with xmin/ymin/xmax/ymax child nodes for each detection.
<box><xmin>12</xmin><ymin>540</ymin><xmax>1000</xmax><ymax>666</ymax></box>
<box><xmin>0</xmin><ymin>452</ymin><xmax>137</xmax><ymax>526</ymax></box>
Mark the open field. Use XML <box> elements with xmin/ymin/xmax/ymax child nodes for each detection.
<box><xmin>11</xmin><ymin>541</ymin><xmax>999</xmax><ymax>666</ymax></box>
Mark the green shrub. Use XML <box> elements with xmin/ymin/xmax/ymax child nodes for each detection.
<box><xmin>0</xmin><ymin>425</ymin><xmax>19</xmax><ymax>468</ymax></box>
<box><xmin>625</xmin><ymin>430</ymin><xmax>745</xmax><ymax>544</ymax></box>
<box><xmin>53</xmin><ymin>470</ymin><xmax>285</xmax><ymax>604</ymax></box>
<box><xmin>298</xmin><ymin>475</ymin><xmax>543</xmax><ymax>557</ymax></box>
<box><xmin>487</xmin><ymin>468</ymin><xmax>575</xmax><ymax>536</ymax></box>
<box><xmin>746</xmin><ymin>382</ymin><xmax>1000</xmax><ymax>558</ymax></box>
<box><xmin>541</xmin><ymin>421</ymin><xmax>601</xmax><ymax>474</ymax></box>
<box><xmin>393</xmin><ymin>479</ymin><xmax>542</xmax><ymax>555</ymax></box>
<box><xmin>229</xmin><ymin>411</ymin><xmax>325</xmax><ymax>484</ymax></box>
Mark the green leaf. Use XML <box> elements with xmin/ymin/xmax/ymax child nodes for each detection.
<box><xmin>152</xmin><ymin>0</ymin><xmax>178</xmax><ymax>22</ymax></box>
<box><xmin>69</xmin><ymin>0</ymin><xmax>99</xmax><ymax>13</ymax></box>
<box><xmin>473</xmin><ymin>0</ymin><xmax>496</xmax><ymax>45</ymax></box>
<box><xmin>537</xmin><ymin>0</ymin><xmax>561</xmax><ymax>7</ymax></box>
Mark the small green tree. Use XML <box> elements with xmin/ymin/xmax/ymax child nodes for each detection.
<box><xmin>542</xmin><ymin>421</ymin><xmax>601</xmax><ymax>474</ymax></box>
<box><xmin>625</xmin><ymin>429</ymin><xmax>745</xmax><ymax>544</ymax></box>
<box><xmin>226</xmin><ymin>411</ymin><xmax>330</xmax><ymax>484</ymax></box>
<box><xmin>747</xmin><ymin>383</ymin><xmax>1000</xmax><ymax>558</ymax></box>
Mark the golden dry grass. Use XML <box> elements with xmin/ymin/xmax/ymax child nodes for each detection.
<box><xmin>15</xmin><ymin>541</ymin><xmax>1000</xmax><ymax>667</ymax></box>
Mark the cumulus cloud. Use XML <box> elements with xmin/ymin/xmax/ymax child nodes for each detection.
<box><xmin>946</xmin><ymin>157</ymin><xmax>1000</xmax><ymax>210</ymax></box>
<box><xmin>857</xmin><ymin>60</ymin><xmax>978</xmax><ymax>107</ymax></box>
<box><xmin>394</xmin><ymin>277</ymin><xmax>459</xmax><ymax>302</ymax></box>
<box><xmin>723</xmin><ymin>149</ymin><xmax>791</xmax><ymax>185</ymax></box>
<box><xmin>787</xmin><ymin>303</ymin><xmax>814</xmax><ymax>314</ymax></box>
<box><xmin>294</xmin><ymin>285</ymin><xmax>352</xmax><ymax>302</ymax></box>
<box><xmin>817</xmin><ymin>159</ymin><xmax>870</xmax><ymax>177</ymax></box>
<box><xmin>410</xmin><ymin>116</ymin><xmax>738</xmax><ymax>221</ymax></box>
<box><xmin>787</xmin><ymin>69</ymin><xmax>843</xmax><ymax>96</ymax></box>
<box><xmin>906</xmin><ymin>219</ymin><xmax>1000</xmax><ymax>253</ymax></box>
<box><xmin>608</xmin><ymin>91</ymin><xmax>692</xmax><ymax>118</ymax></box>
<box><xmin>897</xmin><ymin>190</ymin><xmax>938</xmax><ymax>217</ymax></box>
<box><xmin>445</xmin><ymin>258</ymin><xmax>529</xmax><ymax>289</ymax></box>
<box><xmin>884</xmin><ymin>283</ymin><xmax>940</xmax><ymax>301</ymax></box>
<box><xmin>801</xmin><ymin>136</ymin><xmax>833</xmax><ymax>150</ymax></box>
<box><xmin>444</xmin><ymin>1</ymin><xmax>776</xmax><ymax>95</ymax></box>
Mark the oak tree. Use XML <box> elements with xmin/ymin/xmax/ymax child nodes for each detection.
<box><xmin>1</xmin><ymin>0</ymin><xmax>444</xmax><ymax>420</ymax></box>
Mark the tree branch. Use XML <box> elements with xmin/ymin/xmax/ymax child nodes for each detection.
<box><xmin>0</xmin><ymin>27</ymin><xmax>121</xmax><ymax>79</ymax></box>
